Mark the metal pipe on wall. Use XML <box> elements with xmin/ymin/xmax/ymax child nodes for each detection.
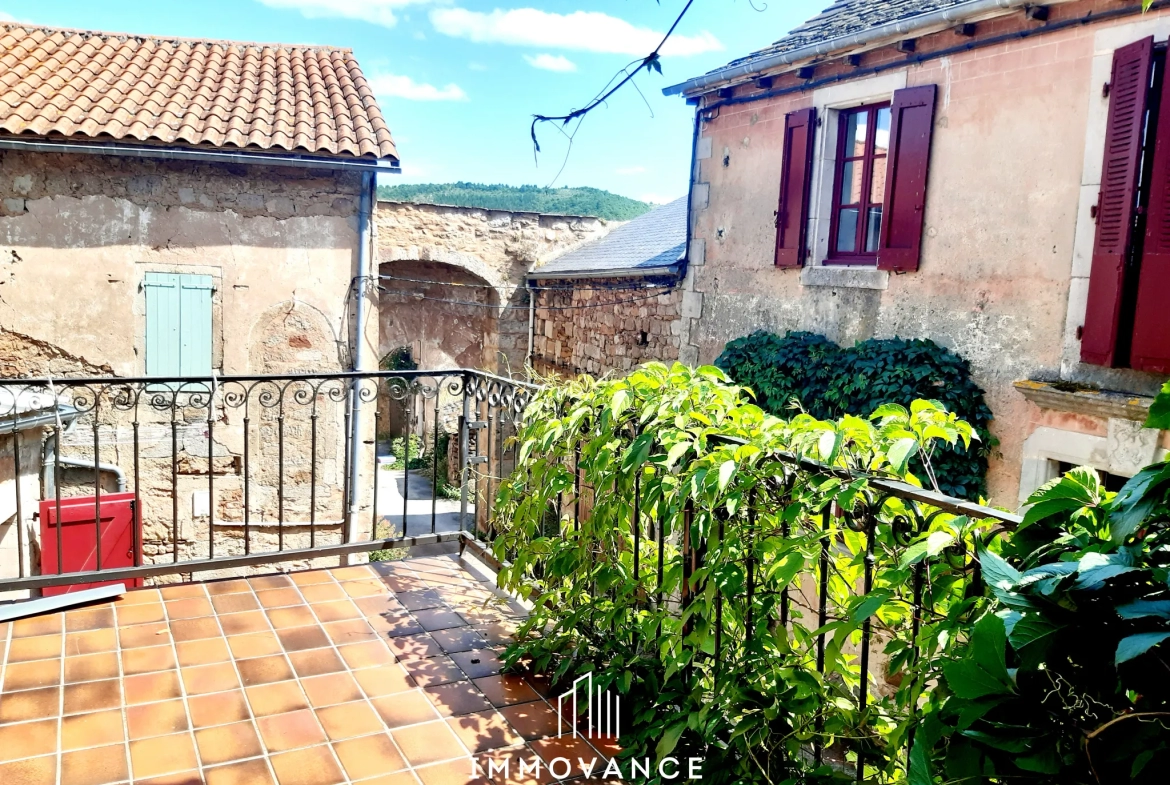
<box><xmin>346</xmin><ymin>171</ymin><xmax>376</xmax><ymax>546</ymax></box>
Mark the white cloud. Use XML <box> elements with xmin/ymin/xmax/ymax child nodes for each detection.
<box><xmin>368</xmin><ymin>74</ymin><xmax>468</xmax><ymax>101</ymax></box>
<box><xmin>256</xmin><ymin>0</ymin><xmax>428</xmax><ymax>29</ymax></box>
<box><xmin>523</xmin><ymin>53</ymin><xmax>576</xmax><ymax>72</ymax></box>
<box><xmin>430</xmin><ymin>8</ymin><xmax>722</xmax><ymax>56</ymax></box>
<box><xmin>616</xmin><ymin>165</ymin><xmax>646</xmax><ymax>176</ymax></box>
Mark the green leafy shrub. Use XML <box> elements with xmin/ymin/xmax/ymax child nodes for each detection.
<box><xmin>492</xmin><ymin>362</ymin><xmax>990</xmax><ymax>784</ymax></box>
<box><xmin>716</xmin><ymin>331</ymin><xmax>995</xmax><ymax>499</ymax></box>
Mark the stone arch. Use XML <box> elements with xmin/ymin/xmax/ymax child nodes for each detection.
<box><xmin>378</xmin><ymin>259</ymin><xmax>501</xmax><ymax>372</ymax></box>
<box><xmin>247</xmin><ymin>300</ymin><xmax>342</xmax><ymax>374</ymax></box>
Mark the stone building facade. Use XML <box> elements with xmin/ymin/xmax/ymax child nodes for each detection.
<box><xmin>665</xmin><ymin>0</ymin><xmax>1170</xmax><ymax>506</ymax></box>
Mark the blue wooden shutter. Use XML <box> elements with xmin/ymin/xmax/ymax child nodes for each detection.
<box><xmin>144</xmin><ymin>272</ymin><xmax>212</xmax><ymax>376</ymax></box>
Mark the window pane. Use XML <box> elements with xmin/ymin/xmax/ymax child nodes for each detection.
<box><xmin>874</xmin><ymin>107</ymin><xmax>891</xmax><ymax>155</ymax></box>
<box><xmin>836</xmin><ymin>208</ymin><xmax>859</xmax><ymax>253</ymax></box>
<box><xmin>870</xmin><ymin>155</ymin><xmax>887</xmax><ymax>204</ymax></box>
<box><xmin>865</xmin><ymin>207</ymin><xmax>882</xmax><ymax>252</ymax></box>
<box><xmin>844</xmin><ymin>111</ymin><xmax>867</xmax><ymax>157</ymax></box>
<box><xmin>839</xmin><ymin>160</ymin><xmax>862</xmax><ymax>205</ymax></box>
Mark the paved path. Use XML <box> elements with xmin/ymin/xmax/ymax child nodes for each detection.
<box><xmin>375</xmin><ymin>462</ymin><xmax>469</xmax><ymax>544</ymax></box>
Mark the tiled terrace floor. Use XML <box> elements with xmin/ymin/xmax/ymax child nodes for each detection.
<box><xmin>0</xmin><ymin>555</ymin><xmax>611</xmax><ymax>785</ymax></box>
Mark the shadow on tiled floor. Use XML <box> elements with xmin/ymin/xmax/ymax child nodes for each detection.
<box><xmin>0</xmin><ymin>556</ymin><xmax>613</xmax><ymax>785</ymax></box>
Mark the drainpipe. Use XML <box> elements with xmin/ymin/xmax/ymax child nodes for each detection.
<box><xmin>51</xmin><ymin>455</ymin><xmax>127</xmax><ymax>494</ymax></box>
<box><xmin>526</xmin><ymin>281</ymin><xmax>536</xmax><ymax>371</ymax></box>
<box><xmin>346</xmin><ymin>172</ymin><xmax>376</xmax><ymax>547</ymax></box>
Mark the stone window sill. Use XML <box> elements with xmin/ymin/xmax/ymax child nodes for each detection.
<box><xmin>1014</xmin><ymin>379</ymin><xmax>1155</xmax><ymax>424</ymax></box>
<box><xmin>800</xmin><ymin>265</ymin><xmax>889</xmax><ymax>290</ymax></box>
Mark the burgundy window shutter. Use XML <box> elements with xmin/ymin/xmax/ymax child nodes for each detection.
<box><xmin>877</xmin><ymin>85</ymin><xmax>937</xmax><ymax>272</ymax></box>
<box><xmin>1081</xmin><ymin>36</ymin><xmax>1153</xmax><ymax>367</ymax></box>
<box><xmin>775</xmin><ymin>107</ymin><xmax>817</xmax><ymax>267</ymax></box>
<box><xmin>1131</xmin><ymin>50</ymin><xmax>1170</xmax><ymax>373</ymax></box>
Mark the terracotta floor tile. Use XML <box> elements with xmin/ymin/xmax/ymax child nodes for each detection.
<box><xmin>425</xmin><ymin>681</ymin><xmax>493</xmax><ymax>717</ymax></box>
<box><xmin>3</xmin><ymin>658</ymin><xmax>62</xmax><ymax>691</ymax></box>
<box><xmin>64</xmin><ymin>652</ymin><xmax>120</xmax><ymax>683</ymax></box>
<box><xmin>290</xmin><ymin>570</ymin><xmax>334</xmax><ymax>587</ymax></box>
<box><xmin>220</xmin><ymin>611</ymin><xmax>271</xmax><ymax>637</ymax></box>
<box><xmin>404</xmin><ymin>655</ymin><xmax>468</xmax><ymax>688</ymax></box>
<box><xmin>267</xmin><ymin>605</ymin><xmax>318</xmax><ymax>630</ymax></box>
<box><xmin>119</xmin><ymin>623</ymin><xmax>171</xmax><ymax>649</ymax></box>
<box><xmin>381</xmin><ymin>576</ymin><xmax>428</xmax><ymax>593</ymax></box>
<box><xmin>8</xmin><ymin>634</ymin><xmax>62</xmax><ymax>662</ymax></box>
<box><xmin>288</xmin><ymin>648</ymin><xmax>345</xmax><ymax>679</ymax></box>
<box><xmin>227</xmin><ymin>630</ymin><xmax>283</xmax><ymax>659</ymax></box>
<box><xmin>114</xmin><ymin>602</ymin><xmax>166</xmax><ymax>626</ymax></box>
<box><xmin>12</xmin><ymin>614</ymin><xmax>63</xmax><ymax>638</ymax></box>
<box><xmin>64</xmin><ymin>629</ymin><xmax>116</xmax><ymax>656</ymax></box>
<box><xmin>158</xmin><ymin>584</ymin><xmax>207</xmax><ymax>600</ymax></box>
<box><xmin>206</xmin><ymin>578</ymin><xmax>253</xmax><ymax>596</ymax></box>
<box><xmin>60</xmin><ymin>708</ymin><xmax>125</xmax><ymax>750</ymax></box>
<box><xmin>121</xmin><ymin>645</ymin><xmax>177</xmax><ymax>675</ymax></box>
<box><xmin>414</xmin><ymin>609</ymin><xmax>467</xmax><ymax>632</ymax></box>
<box><xmin>63</xmin><ymin>607</ymin><xmax>116</xmax><ymax>633</ymax></box>
<box><xmin>116</xmin><ymin>588</ymin><xmax>162</xmax><ymax>605</ymax></box>
<box><xmin>210</xmin><ymin>592</ymin><xmax>260</xmax><ymax>614</ymax></box>
<box><xmin>430</xmin><ymin>627</ymin><xmax>488</xmax><ymax>655</ymax></box>
<box><xmin>136</xmin><ymin>771</ymin><xmax>203</xmax><ymax>785</ymax></box>
<box><xmin>474</xmin><ymin>746</ymin><xmax>555</xmax><ymax>785</ymax></box>
<box><xmin>0</xmin><ymin>687</ymin><xmax>60</xmax><ymax>724</ymax></box>
<box><xmin>396</xmin><ymin>589</ymin><xmax>444</xmax><ymax>611</ymax></box>
<box><xmin>164</xmin><ymin>597</ymin><xmax>214</xmax><ymax>620</ymax></box>
<box><xmin>130</xmin><ymin>733</ymin><xmax>199</xmax><ymax>779</ymax></box>
<box><xmin>368</xmin><ymin>612</ymin><xmax>424</xmax><ymax>638</ymax></box>
<box><xmin>126</xmin><ymin>699</ymin><xmax>189</xmax><ymax>739</ymax></box>
<box><xmin>530</xmin><ymin>735</ymin><xmax>607</xmax><ymax>774</ymax></box>
<box><xmin>246</xmin><ymin>681</ymin><xmax>309</xmax><ymax>717</ymax></box>
<box><xmin>275</xmin><ymin>625</ymin><xmax>330</xmax><ymax>652</ymax></box>
<box><xmin>168</xmin><ymin>617</ymin><xmax>220</xmax><ymax>642</ymax></box>
<box><xmin>256</xmin><ymin>708</ymin><xmax>327</xmax><ymax>752</ymax></box>
<box><xmin>175</xmin><ymin>636</ymin><xmax>231</xmax><ymax>667</ymax></box>
<box><xmin>342</xmin><ymin>579</ymin><xmax>390</xmax><ymax>599</ymax></box>
<box><xmin>299</xmin><ymin>672</ymin><xmax>362</xmax><ymax>708</ymax></box>
<box><xmin>446</xmin><ymin>710</ymin><xmax>525</xmax><ymax>754</ymax></box>
<box><xmin>195</xmin><ymin>720</ymin><xmax>264</xmax><ymax>764</ymax></box>
<box><xmin>256</xmin><ymin>588</ymin><xmax>303</xmax><ymax>609</ymax></box>
<box><xmin>308</xmin><ymin>600</ymin><xmax>362</xmax><ymax>624</ymax></box>
<box><xmin>333</xmin><ymin>731</ymin><xmax>408</xmax><ymax>779</ymax></box>
<box><xmin>354</xmin><ymin>595</ymin><xmax>407</xmax><ymax>617</ymax></box>
<box><xmin>331</xmin><ymin>566</ymin><xmax>375</xmax><ymax>581</ymax></box>
<box><xmin>123</xmin><ymin>670</ymin><xmax>180</xmax><ymax>705</ymax></box>
<box><xmin>0</xmin><ymin>717</ymin><xmax>58</xmax><ymax>761</ymax></box>
<box><xmin>370</xmin><ymin>690</ymin><xmax>442</xmax><ymax>728</ymax></box>
<box><xmin>237</xmin><ymin>655</ymin><xmax>295</xmax><ymax>686</ymax></box>
<box><xmin>62</xmin><ymin>679</ymin><xmax>122</xmax><ymax>714</ymax></box>
<box><xmin>472</xmin><ymin>622</ymin><xmax>520</xmax><ymax>648</ymax></box>
<box><xmin>205</xmin><ymin>758</ymin><xmax>276</xmax><ymax>785</ymax></box>
<box><xmin>393</xmin><ymin>720</ymin><xmax>469</xmax><ymax>766</ymax></box>
<box><xmin>181</xmin><ymin>661</ymin><xmax>240</xmax><ymax>695</ymax></box>
<box><xmin>298</xmin><ymin>583</ymin><xmax>347</xmax><ymax>604</ymax></box>
<box><xmin>322</xmin><ymin>618</ymin><xmax>379</xmax><ymax>646</ymax></box>
<box><xmin>498</xmin><ymin>702</ymin><xmax>561</xmax><ymax>741</ymax></box>
<box><xmin>338</xmin><ymin>640</ymin><xmax>397</xmax><ymax>670</ymax></box>
<box><xmin>189</xmin><ymin>689</ymin><xmax>250</xmax><ymax>728</ymax></box>
<box><xmin>250</xmin><ymin>574</ymin><xmax>295</xmax><ymax>591</ymax></box>
<box><xmin>59</xmin><ymin>743</ymin><xmax>128</xmax><ymax>785</ymax></box>
<box><xmin>450</xmin><ymin>650</ymin><xmax>502</xmax><ymax>679</ymax></box>
<box><xmin>315</xmin><ymin>700</ymin><xmax>384</xmax><ymax>741</ymax></box>
<box><xmin>358</xmin><ymin>770</ymin><xmax>421</xmax><ymax>785</ymax></box>
<box><xmin>354</xmin><ymin>663</ymin><xmax>416</xmax><ymax>697</ymax></box>
<box><xmin>0</xmin><ymin>754</ymin><xmax>56</xmax><ymax>785</ymax></box>
<box><xmin>385</xmin><ymin>633</ymin><xmax>442</xmax><ymax>660</ymax></box>
<box><xmin>268</xmin><ymin>744</ymin><xmax>345</xmax><ymax>785</ymax></box>
<box><xmin>472</xmin><ymin>676</ymin><xmax>540</xmax><ymax>708</ymax></box>
<box><xmin>414</xmin><ymin>757</ymin><xmax>483</xmax><ymax>785</ymax></box>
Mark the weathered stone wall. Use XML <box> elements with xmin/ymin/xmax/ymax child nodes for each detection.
<box><xmin>683</xmin><ymin>2</ymin><xmax>1170</xmax><ymax>506</ymax></box>
<box><xmin>0</xmin><ymin>150</ymin><xmax>378</xmax><ymax>585</ymax></box>
<box><xmin>375</xmin><ymin>201</ymin><xmax>608</xmax><ymax>374</ymax></box>
<box><xmin>531</xmin><ymin>278</ymin><xmax>683</xmax><ymax>377</ymax></box>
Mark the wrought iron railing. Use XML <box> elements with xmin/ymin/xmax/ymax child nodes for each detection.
<box><xmin>0</xmin><ymin>369</ymin><xmax>533</xmax><ymax>594</ymax></box>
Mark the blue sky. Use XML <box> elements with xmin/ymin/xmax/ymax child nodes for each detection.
<box><xmin>0</xmin><ymin>0</ymin><xmax>826</xmax><ymax>203</ymax></box>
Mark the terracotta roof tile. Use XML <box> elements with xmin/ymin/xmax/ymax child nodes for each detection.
<box><xmin>0</xmin><ymin>22</ymin><xmax>397</xmax><ymax>161</ymax></box>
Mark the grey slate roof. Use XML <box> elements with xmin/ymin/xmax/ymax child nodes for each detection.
<box><xmin>530</xmin><ymin>196</ymin><xmax>687</xmax><ymax>278</ymax></box>
<box><xmin>716</xmin><ymin>0</ymin><xmax>967</xmax><ymax>73</ymax></box>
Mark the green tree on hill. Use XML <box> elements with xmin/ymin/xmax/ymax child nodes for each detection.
<box><xmin>375</xmin><ymin>182</ymin><xmax>652</xmax><ymax>222</ymax></box>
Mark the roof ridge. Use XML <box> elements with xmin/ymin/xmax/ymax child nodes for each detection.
<box><xmin>0</xmin><ymin>21</ymin><xmax>353</xmax><ymax>55</ymax></box>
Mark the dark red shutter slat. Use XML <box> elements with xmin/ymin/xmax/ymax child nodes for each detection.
<box><xmin>1081</xmin><ymin>36</ymin><xmax>1153</xmax><ymax>367</ymax></box>
<box><xmin>775</xmin><ymin>107</ymin><xmax>816</xmax><ymax>267</ymax></box>
<box><xmin>877</xmin><ymin>84</ymin><xmax>937</xmax><ymax>272</ymax></box>
<box><xmin>1131</xmin><ymin>54</ymin><xmax>1170</xmax><ymax>373</ymax></box>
